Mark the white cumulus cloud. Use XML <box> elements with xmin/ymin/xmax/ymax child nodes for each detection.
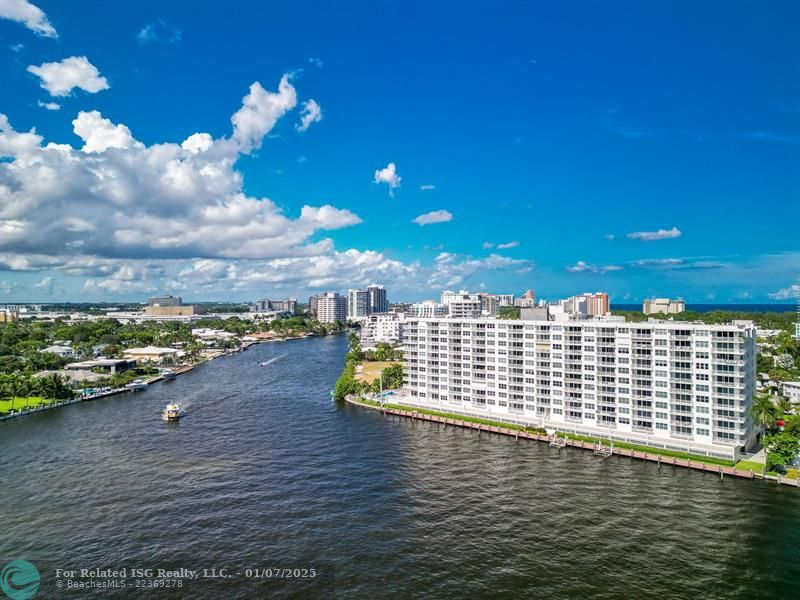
<box><xmin>27</xmin><ymin>56</ymin><xmax>109</xmax><ymax>97</ymax></box>
<box><xmin>567</xmin><ymin>261</ymin><xmax>623</xmax><ymax>274</ymax></box>
<box><xmin>296</xmin><ymin>99</ymin><xmax>322</xmax><ymax>132</ymax></box>
<box><xmin>374</xmin><ymin>162</ymin><xmax>401</xmax><ymax>196</ymax></box>
<box><xmin>231</xmin><ymin>76</ymin><xmax>297</xmax><ymax>153</ymax></box>
<box><xmin>0</xmin><ymin>0</ymin><xmax>57</xmax><ymax>38</ymax></box>
<box><xmin>768</xmin><ymin>284</ymin><xmax>800</xmax><ymax>301</ymax></box>
<box><xmin>413</xmin><ymin>210</ymin><xmax>452</xmax><ymax>226</ymax></box>
<box><xmin>496</xmin><ymin>241</ymin><xmax>519</xmax><ymax>249</ymax></box>
<box><xmin>37</xmin><ymin>100</ymin><xmax>60</xmax><ymax>110</ymax></box>
<box><xmin>72</xmin><ymin>111</ymin><xmax>139</xmax><ymax>153</ymax></box>
<box><xmin>0</xmin><ymin>74</ymin><xmax>361</xmax><ymax>267</ymax></box>
<box><xmin>627</xmin><ymin>227</ymin><xmax>682</xmax><ymax>242</ymax></box>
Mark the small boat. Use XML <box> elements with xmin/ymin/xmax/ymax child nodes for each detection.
<box><xmin>125</xmin><ymin>379</ymin><xmax>148</xmax><ymax>391</ymax></box>
<box><xmin>162</xmin><ymin>402</ymin><xmax>183</xmax><ymax>420</ymax></box>
<box><xmin>161</xmin><ymin>370</ymin><xmax>176</xmax><ymax>381</ymax></box>
<box><xmin>259</xmin><ymin>354</ymin><xmax>285</xmax><ymax>367</ymax></box>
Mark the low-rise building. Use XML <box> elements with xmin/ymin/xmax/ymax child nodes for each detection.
<box><xmin>123</xmin><ymin>346</ymin><xmax>181</xmax><ymax>363</ymax></box>
<box><xmin>144</xmin><ymin>305</ymin><xmax>205</xmax><ymax>317</ymax></box>
<box><xmin>65</xmin><ymin>358</ymin><xmax>137</xmax><ymax>374</ymax></box>
<box><xmin>42</xmin><ymin>345</ymin><xmax>76</xmax><ymax>358</ymax></box>
<box><xmin>192</xmin><ymin>328</ymin><xmax>236</xmax><ymax>341</ymax></box>
<box><xmin>781</xmin><ymin>381</ymin><xmax>800</xmax><ymax>404</ymax></box>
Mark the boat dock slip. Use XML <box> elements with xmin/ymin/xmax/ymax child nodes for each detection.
<box><xmin>346</xmin><ymin>397</ymin><xmax>800</xmax><ymax>488</ymax></box>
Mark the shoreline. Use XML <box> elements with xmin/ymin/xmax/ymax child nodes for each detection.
<box><xmin>0</xmin><ymin>331</ymin><xmax>334</xmax><ymax>422</ymax></box>
<box><xmin>345</xmin><ymin>396</ymin><xmax>800</xmax><ymax>489</ymax></box>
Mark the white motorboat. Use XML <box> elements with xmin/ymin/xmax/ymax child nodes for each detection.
<box><xmin>125</xmin><ymin>379</ymin><xmax>148</xmax><ymax>391</ymax></box>
<box><xmin>162</xmin><ymin>403</ymin><xmax>183</xmax><ymax>420</ymax></box>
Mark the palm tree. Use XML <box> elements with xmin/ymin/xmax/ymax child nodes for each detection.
<box><xmin>0</xmin><ymin>382</ymin><xmax>10</xmax><ymax>414</ymax></box>
<box><xmin>750</xmin><ymin>393</ymin><xmax>779</xmax><ymax>433</ymax></box>
<box><xmin>11</xmin><ymin>375</ymin><xmax>28</xmax><ymax>412</ymax></box>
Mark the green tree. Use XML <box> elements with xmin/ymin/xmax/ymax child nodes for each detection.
<box><xmin>764</xmin><ymin>432</ymin><xmax>800</xmax><ymax>472</ymax></box>
<box><xmin>750</xmin><ymin>394</ymin><xmax>779</xmax><ymax>432</ymax></box>
<box><xmin>381</xmin><ymin>363</ymin><xmax>404</xmax><ymax>390</ymax></box>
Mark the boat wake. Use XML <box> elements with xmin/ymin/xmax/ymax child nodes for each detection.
<box><xmin>259</xmin><ymin>354</ymin><xmax>287</xmax><ymax>367</ymax></box>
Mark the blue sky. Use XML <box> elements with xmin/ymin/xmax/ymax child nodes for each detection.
<box><xmin>0</xmin><ymin>0</ymin><xmax>797</xmax><ymax>303</ymax></box>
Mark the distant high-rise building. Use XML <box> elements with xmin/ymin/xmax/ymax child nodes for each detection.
<box><xmin>308</xmin><ymin>295</ymin><xmax>320</xmax><ymax>318</ymax></box>
<box><xmin>367</xmin><ymin>284</ymin><xmax>388</xmax><ymax>314</ymax></box>
<box><xmin>479</xmin><ymin>293</ymin><xmax>499</xmax><ymax>316</ymax></box>
<box><xmin>348</xmin><ymin>289</ymin><xmax>370</xmax><ymax>320</ymax></box>
<box><xmin>148</xmin><ymin>295</ymin><xmax>182</xmax><ymax>307</ymax></box>
<box><xmin>316</xmin><ymin>292</ymin><xmax>347</xmax><ymax>324</ymax></box>
<box><xmin>514</xmin><ymin>289</ymin><xmax>536</xmax><ymax>308</ymax></box>
<box><xmin>496</xmin><ymin>294</ymin><xmax>515</xmax><ymax>307</ymax></box>
<box><xmin>441</xmin><ymin>290</ymin><xmax>482</xmax><ymax>318</ymax></box>
<box><xmin>585</xmin><ymin>292</ymin><xmax>610</xmax><ymax>316</ymax></box>
<box><xmin>254</xmin><ymin>298</ymin><xmax>297</xmax><ymax>314</ymax></box>
<box><xmin>411</xmin><ymin>301</ymin><xmax>447</xmax><ymax>318</ymax></box>
<box><xmin>643</xmin><ymin>298</ymin><xmax>685</xmax><ymax>315</ymax></box>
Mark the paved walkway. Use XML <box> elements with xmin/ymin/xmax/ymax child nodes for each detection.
<box><xmin>746</xmin><ymin>448</ymin><xmax>768</xmax><ymax>465</ymax></box>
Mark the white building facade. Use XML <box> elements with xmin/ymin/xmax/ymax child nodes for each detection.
<box><xmin>360</xmin><ymin>313</ymin><xmax>405</xmax><ymax>348</ymax></box>
<box><xmin>411</xmin><ymin>301</ymin><xmax>447</xmax><ymax>319</ymax></box>
<box><xmin>643</xmin><ymin>298</ymin><xmax>686</xmax><ymax>315</ymax></box>
<box><xmin>316</xmin><ymin>292</ymin><xmax>347</xmax><ymax>324</ymax></box>
<box><xmin>367</xmin><ymin>284</ymin><xmax>389</xmax><ymax>314</ymax></box>
<box><xmin>401</xmin><ymin>317</ymin><xmax>758</xmax><ymax>461</ymax></box>
<box><xmin>441</xmin><ymin>290</ymin><xmax>482</xmax><ymax>318</ymax></box>
<box><xmin>347</xmin><ymin>289</ymin><xmax>370</xmax><ymax>320</ymax></box>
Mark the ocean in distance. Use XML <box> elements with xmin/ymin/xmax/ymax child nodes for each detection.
<box><xmin>1</xmin><ymin>334</ymin><xmax>799</xmax><ymax>599</ymax></box>
<box><xmin>615</xmin><ymin>303</ymin><xmax>796</xmax><ymax>313</ymax></box>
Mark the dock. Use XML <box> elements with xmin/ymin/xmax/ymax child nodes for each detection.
<box><xmin>346</xmin><ymin>397</ymin><xmax>800</xmax><ymax>488</ymax></box>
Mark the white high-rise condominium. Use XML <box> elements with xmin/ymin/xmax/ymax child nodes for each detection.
<box><xmin>643</xmin><ymin>298</ymin><xmax>686</xmax><ymax>315</ymax></box>
<box><xmin>441</xmin><ymin>290</ymin><xmax>481</xmax><ymax>318</ymax></box>
<box><xmin>401</xmin><ymin>316</ymin><xmax>758</xmax><ymax>461</ymax></box>
<box><xmin>411</xmin><ymin>301</ymin><xmax>447</xmax><ymax>318</ymax></box>
<box><xmin>348</xmin><ymin>289</ymin><xmax>370</xmax><ymax>320</ymax></box>
<box><xmin>367</xmin><ymin>284</ymin><xmax>388</xmax><ymax>313</ymax></box>
<box><xmin>316</xmin><ymin>292</ymin><xmax>347</xmax><ymax>324</ymax></box>
<box><xmin>496</xmin><ymin>294</ymin><xmax>515</xmax><ymax>307</ymax></box>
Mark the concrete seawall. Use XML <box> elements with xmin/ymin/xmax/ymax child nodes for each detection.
<box><xmin>346</xmin><ymin>396</ymin><xmax>800</xmax><ymax>488</ymax></box>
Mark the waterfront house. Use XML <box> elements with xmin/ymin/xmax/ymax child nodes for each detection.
<box><xmin>123</xmin><ymin>346</ymin><xmax>181</xmax><ymax>364</ymax></box>
<box><xmin>42</xmin><ymin>345</ymin><xmax>76</xmax><ymax>358</ymax></box>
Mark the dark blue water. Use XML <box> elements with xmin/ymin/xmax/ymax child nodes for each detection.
<box><xmin>615</xmin><ymin>303</ymin><xmax>796</xmax><ymax>313</ymax></box>
<box><xmin>2</xmin><ymin>334</ymin><xmax>799</xmax><ymax>598</ymax></box>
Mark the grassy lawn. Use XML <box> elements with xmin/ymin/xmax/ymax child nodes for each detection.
<box><xmin>352</xmin><ymin>397</ymin><xmax>736</xmax><ymax>467</ymax></box>
<box><xmin>355</xmin><ymin>397</ymin><xmax>543</xmax><ymax>433</ymax></box>
<box><xmin>355</xmin><ymin>361</ymin><xmax>397</xmax><ymax>384</ymax></box>
<box><xmin>0</xmin><ymin>396</ymin><xmax>60</xmax><ymax>415</ymax></box>
<box><xmin>735</xmin><ymin>460</ymin><xmax>765</xmax><ymax>473</ymax></box>
<box><xmin>562</xmin><ymin>433</ymin><xmax>736</xmax><ymax>467</ymax></box>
